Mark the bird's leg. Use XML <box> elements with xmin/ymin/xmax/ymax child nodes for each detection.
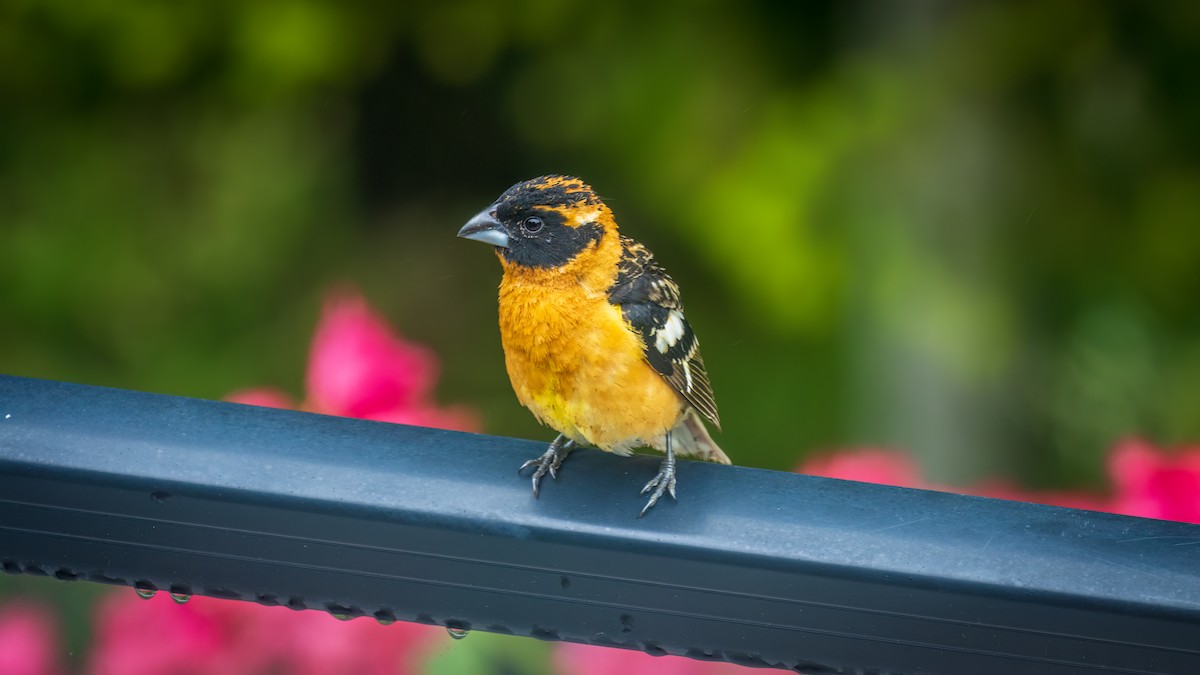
<box><xmin>639</xmin><ymin>431</ymin><xmax>677</xmax><ymax>517</ymax></box>
<box><xmin>519</xmin><ymin>434</ymin><xmax>576</xmax><ymax>498</ymax></box>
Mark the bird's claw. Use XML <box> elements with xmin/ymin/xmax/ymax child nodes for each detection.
<box><xmin>518</xmin><ymin>437</ymin><xmax>574</xmax><ymax>498</ymax></box>
<box><xmin>638</xmin><ymin>459</ymin><xmax>677</xmax><ymax>517</ymax></box>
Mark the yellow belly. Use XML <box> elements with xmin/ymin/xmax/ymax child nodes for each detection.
<box><xmin>497</xmin><ymin>280</ymin><xmax>684</xmax><ymax>453</ymax></box>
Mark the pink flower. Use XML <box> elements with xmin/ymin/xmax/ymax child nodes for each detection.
<box><xmin>229</xmin><ymin>287</ymin><xmax>477</xmax><ymax>431</ymax></box>
<box><xmin>259</xmin><ymin>608</ymin><xmax>436</xmax><ymax>675</ymax></box>
<box><xmin>87</xmin><ymin>592</ymin><xmax>438</xmax><ymax>675</ymax></box>
<box><xmin>1109</xmin><ymin>439</ymin><xmax>1200</xmax><ymax>524</ymax></box>
<box><xmin>800</xmin><ymin>440</ymin><xmax>1200</xmax><ymax>522</ymax></box>
<box><xmin>798</xmin><ymin>450</ymin><xmax>1104</xmax><ymax>512</ymax></box>
<box><xmin>88</xmin><ymin>591</ymin><xmax>257</xmax><ymax>675</ymax></box>
<box><xmin>225</xmin><ymin>388</ymin><xmax>294</xmax><ymax>410</ymax></box>
<box><xmin>0</xmin><ymin>601</ymin><xmax>63</xmax><ymax>675</ymax></box>
<box><xmin>799</xmin><ymin>449</ymin><xmax>924</xmax><ymax>488</ymax></box>
<box><xmin>555</xmin><ymin>643</ymin><xmax>777</xmax><ymax>675</ymax></box>
<box><xmin>306</xmin><ymin>291</ymin><xmax>437</xmax><ymax>419</ymax></box>
<box><xmin>969</xmin><ymin>478</ymin><xmax>1109</xmax><ymax>512</ymax></box>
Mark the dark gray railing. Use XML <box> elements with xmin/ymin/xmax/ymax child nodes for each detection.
<box><xmin>1</xmin><ymin>375</ymin><xmax>1198</xmax><ymax>674</ymax></box>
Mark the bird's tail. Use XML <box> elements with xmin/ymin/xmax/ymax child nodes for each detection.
<box><xmin>671</xmin><ymin>410</ymin><xmax>730</xmax><ymax>464</ymax></box>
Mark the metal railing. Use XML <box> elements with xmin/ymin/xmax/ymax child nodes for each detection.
<box><xmin>1</xmin><ymin>375</ymin><xmax>1198</xmax><ymax>674</ymax></box>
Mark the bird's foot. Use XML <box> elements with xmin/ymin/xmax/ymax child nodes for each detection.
<box><xmin>639</xmin><ymin>454</ymin><xmax>677</xmax><ymax>517</ymax></box>
<box><xmin>519</xmin><ymin>435</ymin><xmax>575</xmax><ymax>498</ymax></box>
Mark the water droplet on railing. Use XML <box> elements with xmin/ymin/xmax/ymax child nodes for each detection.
<box><xmin>332</xmin><ymin>613</ymin><xmax>353</xmax><ymax>621</ymax></box>
<box><xmin>134</xmin><ymin>585</ymin><xmax>156</xmax><ymax>600</ymax></box>
<box><xmin>446</xmin><ymin>627</ymin><xmax>469</xmax><ymax>640</ymax></box>
<box><xmin>374</xmin><ymin>613</ymin><xmax>396</xmax><ymax>626</ymax></box>
<box><xmin>170</xmin><ymin>592</ymin><xmax>191</xmax><ymax>604</ymax></box>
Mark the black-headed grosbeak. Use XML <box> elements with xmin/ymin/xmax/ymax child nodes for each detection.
<box><xmin>458</xmin><ymin>175</ymin><xmax>729</xmax><ymax>516</ymax></box>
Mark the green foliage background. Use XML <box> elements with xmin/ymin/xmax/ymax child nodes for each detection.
<box><xmin>4</xmin><ymin>1</ymin><xmax>1200</xmax><ymax>495</ymax></box>
<box><xmin>3</xmin><ymin>1</ymin><xmax>1200</xmax><ymax>671</ymax></box>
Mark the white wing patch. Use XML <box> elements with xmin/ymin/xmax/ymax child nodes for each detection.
<box><xmin>654</xmin><ymin>309</ymin><xmax>687</xmax><ymax>354</ymax></box>
<box><xmin>610</xmin><ymin>236</ymin><xmax>721</xmax><ymax>428</ymax></box>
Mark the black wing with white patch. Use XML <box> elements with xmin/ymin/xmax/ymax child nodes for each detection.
<box><xmin>608</xmin><ymin>236</ymin><xmax>720</xmax><ymax>428</ymax></box>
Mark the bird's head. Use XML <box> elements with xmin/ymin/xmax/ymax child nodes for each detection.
<box><xmin>458</xmin><ymin>175</ymin><xmax>616</xmax><ymax>269</ymax></box>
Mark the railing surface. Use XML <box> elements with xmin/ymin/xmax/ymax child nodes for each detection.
<box><xmin>1</xmin><ymin>375</ymin><xmax>1198</xmax><ymax>674</ymax></box>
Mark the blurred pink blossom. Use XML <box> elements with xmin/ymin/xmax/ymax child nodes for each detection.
<box><xmin>968</xmin><ymin>478</ymin><xmax>1109</xmax><ymax>512</ymax></box>
<box><xmin>224</xmin><ymin>388</ymin><xmax>294</xmax><ymax>410</ymax></box>
<box><xmin>228</xmin><ymin>287</ymin><xmax>477</xmax><ymax>431</ymax></box>
<box><xmin>306</xmin><ymin>290</ymin><xmax>437</xmax><ymax>418</ymax></box>
<box><xmin>555</xmin><ymin>643</ymin><xmax>773</xmax><ymax>675</ymax></box>
<box><xmin>0</xmin><ymin>601</ymin><xmax>63</xmax><ymax>675</ymax></box>
<box><xmin>799</xmin><ymin>448</ymin><xmax>1105</xmax><ymax>510</ymax></box>
<box><xmin>87</xmin><ymin>592</ymin><xmax>438</xmax><ymax>675</ymax></box>
<box><xmin>799</xmin><ymin>438</ymin><xmax>1200</xmax><ymax>521</ymax></box>
<box><xmin>799</xmin><ymin>449</ymin><xmax>922</xmax><ymax>487</ymax></box>
<box><xmin>1109</xmin><ymin>438</ymin><xmax>1200</xmax><ymax>524</ymax></box>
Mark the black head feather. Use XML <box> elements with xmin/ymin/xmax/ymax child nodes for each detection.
<box><xmin>488</xmin><ymin>176</ymin><xmax>607</xmax><ymax>268</ymax></box>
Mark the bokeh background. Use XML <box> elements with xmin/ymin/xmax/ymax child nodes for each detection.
<box><xmin>3</xmin><ymin>1</ymin><xmax>1199</xmax><ymax>673</ymax></box>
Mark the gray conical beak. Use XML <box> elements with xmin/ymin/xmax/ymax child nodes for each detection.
<box><xmin>458</xmin><ymin>207</ymin><xmax>509</xmax><ymax>248</ymax></box>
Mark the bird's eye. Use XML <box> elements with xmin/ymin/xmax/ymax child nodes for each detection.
<box><xmin>521</xmin><ymin>216</ymin><xmax>544</xmax><ymax>233</ymax></box>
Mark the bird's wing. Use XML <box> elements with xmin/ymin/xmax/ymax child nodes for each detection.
<box><xmin>608</xmin><ymin>236</ymin><xmax>721</xmax><ymax>429</ymax></box>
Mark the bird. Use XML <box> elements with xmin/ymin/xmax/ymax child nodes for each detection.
<box><xmin>457</xmin><ymin>175</ymin><xmax>729</xmax><ymax>516</ymax></box>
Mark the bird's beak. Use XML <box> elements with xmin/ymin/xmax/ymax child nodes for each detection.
<box><xmin>458</xmin><ymin>207</ymin><xmax>509</xmax><ymax>248</ymax></box>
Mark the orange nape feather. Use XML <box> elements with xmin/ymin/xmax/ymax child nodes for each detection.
<box><xmin>497</xmin><ymin>227</ymin><xmax>684</xmax><ymax>454</ymax></box>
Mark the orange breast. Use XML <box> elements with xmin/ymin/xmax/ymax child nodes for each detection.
<box><xmin>496</xmin><ymin>244</ymin><xmax>684</xmax><ymax>453</ymax></box>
